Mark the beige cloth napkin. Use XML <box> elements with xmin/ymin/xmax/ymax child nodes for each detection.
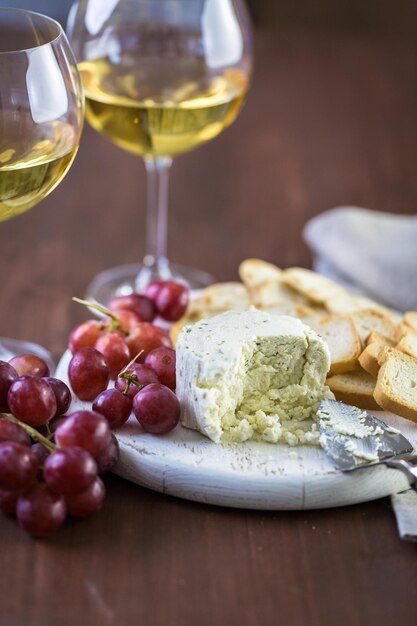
<box><xmin>304</xmin><ymin>206</ymin><xmax>417</xmax><ymax>311</ymax></box>
<box><xmin>391</xmin><ymin>490</ymin><xmax>417</xmax><ymax>542</ymax></box>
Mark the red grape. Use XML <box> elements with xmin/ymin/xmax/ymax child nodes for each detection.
<box><xmin>8</xmin><ymin>376</ymin><xmax>57</xmax><ymax>426</ymax></box>
<box><xmin>95</xmin><ymin>332</ymin><xmax>130</xmax><ymax>379</ymax></box>
<box><xmin>9</xmin><ymin>354</ymin><xmax>49</xmax><ymax>378</ymax></box>
<box><xmin>126</xmin><ymin>323</ymin><xmax>172</xmax><ymax>361</ymax></box>
<box><xmin>31</xmin><ymin>442</ymin><xmax>49</xmax><ymax>466</ymax></box>
<box><xmin>44</xmin><ymin>447</ymin><xmax>97</xmax><ymax>495</ymax></box>
<box><xmin>55</xmin><ymin>410</ymin><xmax>111</xmax><ymax>460</ymax></box>
<box><xmin>0</xmin><ymin>489</ymin><xmax>21</xmax><ymax>515</ymax></box>
<box><xmin>17</xmin><ymin>483</ymin><xmax>66</xmax><ymax>537</ymax></box>
<box><xmin>48</xmin><ymin>414</ymin><xmax>69</xmax><ymax>434</ymax></box>
<box><xmin>151</xmin><ymin>281</ymin><xmax>189</xmax><ymax>321</ymax></box>
<box><xmin>68</xmin><ymin>348</ymin><xmax>109</xmax><ymax>401</ymax></box>
<box><xmin>115</xmin><ymin>363</ymin><xmax>159</xmax><ymax>399</ymax></box>
<box><xmin>92</xmin><ymin>389</ymin><xmax>132</xmax><ymax>429</ymax></box>
<box><xmin>133</xmin><ymin>383</ymin><xmax>180</xmax><ymax>434</ymax></box>
<box><xmin>0</xmin><ymin>418</ymin><xmax>31</xmax><ymax>446</ymax></box>
<box><xmin>65</xmin><ymin>477</ymin><xmax>105</xmax><ymax>517</ymax></box>
<box><xmin>37</xmin><ymin>415</ymin><xmax>68</xmax><ymax>438</ymax></box>
<box><xmin>0</xmin><ymin>361</ymin><xmax>18</xmax><ymax>411</ymax></box>
<box><xmin>144</xmin><ymin>347</ymin><xmax>176</xmax><ymax>390</ymax></box>
<box><xmin>0</xmin><ymin>442</ymin><xmax>38</xmax><ymax>491</ymax></box>
<box><xmin>96</xmin><ymin>433</ymin><xmax>120</xmax><ymax>473</ymax></box>
<box><xmin>43</xmin><ymin>377</ymin><xmax>71</xmax><ymax>417</ymax></box>
<box><xmin>31</xmin><ymin>442</ymin><xmax>49</xmax><ymax>480</ymax></box>
<box><xmin>69</xmin><ymin>319</ymin><xmax>104</xmax><ymax>354</ymax></box>
<box><xmin>107</xmin><ymin>310</ymin><xmax>140</xmax><ymax>332</ymax></box>
<box><xmin>143</xmin><ymin>280</ymin><xmax>167</xmax><ymax>303</ymax></box>
<box><xmin>109</xmin><ymin>294</ymin><xmax>156</xmax><ymax>323</ymax></box>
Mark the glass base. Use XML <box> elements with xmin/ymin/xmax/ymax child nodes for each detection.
<box><xmin>85</xmin><ymin>262</ymin><xmax>215</xmax><ymax>308</ymax></box>
<box><xmin>0</xmin><ymin>337</ymin><xmax>55</xmax><ymax>374</ymax></box>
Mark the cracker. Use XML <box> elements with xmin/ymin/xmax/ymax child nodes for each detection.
<box><xmin>281</xmin><ymin>267</ymin><xmax>345</xmax><ymax>304</ymax></box>
<box><xmin>325</xmin><ymin>293</ymin><xmax>400</xmax><ymax>324</ymax></box>
<box><xmin>251</xmin><ymin>280</ymin><xmax>307</xmax><ymax>308</ymax></box>
<box><xmin>238</xmin><ymin>259</ymin><xmax>282</xmax><ymax>289</ymax></box>
<box><xmin>350</xmin><ymin>309</ymin><xmax>396</xmax><ymax>345</ymax></box>
<box><xmin>200</xmin><ymin>282</ymin><xmax>250</xmax><ymax>311</ymax></box>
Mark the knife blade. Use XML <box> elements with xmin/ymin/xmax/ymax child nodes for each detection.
<box><xmin>316</xmin><ymin>398</ymin><xmax>413</xmax><ymax>471</ymax></box>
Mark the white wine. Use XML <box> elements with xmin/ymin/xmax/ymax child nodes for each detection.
<box><xmin>0</xmin><ymin>117</ymin><xmax>78</xmax><ymax>222</ymax></box>
<box><xmin>79</xmin><ymin>59</ymin><xmax>248</xmax><ymax>158</ymax></box>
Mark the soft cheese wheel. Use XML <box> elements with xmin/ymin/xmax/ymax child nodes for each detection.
<box><xmin>176</xmin><ymin>309</ymin><xmax>332</xmax><ymax>444</ymax></box>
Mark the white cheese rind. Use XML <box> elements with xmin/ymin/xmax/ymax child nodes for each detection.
<box><xmin>176</xmin><ymin>309</ymin><xmax>332</xmax><ymax>444</ymax></box>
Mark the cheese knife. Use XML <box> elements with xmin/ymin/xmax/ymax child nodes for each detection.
<box><xmin>317</xmin><ymin>399</ymin><xmax>417</xmax><ymax>488</ymax></box>
<box><xmin>317</xmin><ymin>399</ymin><xmax>417</xmax><ymax>541</ymax></box>
<box><xmin>317</xmin><ymin>400</ymin><xmax>417</xmax><ymax>541</ymax></box>
<box><xmin>317</xmin><ymin>399</ymin><xmax>415</xmax><ymax>477</ymax></box>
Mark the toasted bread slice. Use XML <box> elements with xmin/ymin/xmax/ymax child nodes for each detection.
<box><xmin>359</xmin><ymin>343</ymin><xmax>386</xmax><ymax>377</ymax></box>
<box><xmin>365</xmin><ymin>331</ymin><xmax>395</xmax><ymax>347</ymax></box>
<box><xmin>374</xmin><ymin>349</ymin><xmax>417</xmax><ymax>422</ymax></box>
<box><xmin>251</xmin><ymin>280</ymin><xmax>307</xmax><ymax>308</ymax></box>
<box><xmin>258</xmin><ymin>304</ymin><xmax>317</xmax><ymax>317</ymax></box>
<box><xmin>325</xmin><ymin>294</ymin><xmax>373</xmax><ymax>314</ymax></box>
<box><xmin>403</xmin><ymin>312</ymin><xmax>417</xmax><ymax>334</ymax></box>
<box><xmin>239</xmin><ymin>261</ymin><xmax>310</xmax><ymax>309</ymax></box>
<box><xmin>359</xmin><ymin>332</ymin><xmax>395</xmax><ymax>377</ymax></box>
<box><xmin>394</xmin><ymin>321</ymin><xmax>417</xmax><ymax>343</ymax></box>
<box><xmin>326</xmin><ymin>371</ymin><xmax>380</xmax><ymax>410</ymax></box>
<box><xmin>312</xmin><ymin>315</ymin><xmax>361</xmax><ymax>375</ymax></box>
<box><xmin>199</xmin><ymin>282</ymin><xmax>250</xmax><ymax>311</ymax></box>
<box><xmin>298</xmin><ymin>310</ymin><xmax>331</xmax><ymax>328</ymax></box>
<box><xmin>325</xmin><ymin>294</ymin><xmax>400</xmax><ymax>324</ymax></box>
<box><xmin>396</xmin><ymin>331</ymin><xmax>417</xmax><ymax>360</ymax></box>
<box><xmin>377</xmin><ymin>346</ymin><xmax>396</xmax><ymax>366</ymax></box>
<box><xmin>281</xmin><ymin>268</ymin><xmax>345</xmax><ymax>304</ymax></box>
<box><xmin>238</xmin><ymin>259</ymin><xmax>282</xmax><ymax>289</ymax></box>
<box><xmin>350</xmin><ymin>309</ymin><xmax>396</xmax><ymax>345</ymax></box>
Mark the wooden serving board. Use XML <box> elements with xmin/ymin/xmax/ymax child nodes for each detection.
<box><xmin>57</xmin><ymin>351</ymin><xmax>417</xmax><ymax>510</ymax></box>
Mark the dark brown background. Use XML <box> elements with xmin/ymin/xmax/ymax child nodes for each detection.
<box><xmin>0</xmin><ymin>1</ymin><xmax>416</xmax><ymax>625</ymax></box>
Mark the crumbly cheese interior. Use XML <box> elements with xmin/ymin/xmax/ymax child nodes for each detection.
<box><xmin>200</xmin><ymin>336</ymin><xmax>329</xmax><ymax>444</ymax></box>
<box><xmin>176</xmin><ymin>310</ymin><xmax>332</xmax><ymax>444</ymax></box>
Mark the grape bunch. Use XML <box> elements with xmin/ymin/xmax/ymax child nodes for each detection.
<box><xmin>68</xmin><ymin>280</ymin><xmax>186</xmax><ymax>435</ymax></box>
<box><xmin>0</xmin><ymin>355</ymin><xmax>119</xmax><ymax>537</ymax></box>
<box><xmin>0</xmin><ymin>282</ymin><xmax>188</xmax><ymax>538</ymax></box>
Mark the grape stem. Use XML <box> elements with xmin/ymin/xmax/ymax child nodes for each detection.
<box><xmin>1</xmin><ymin>413</ymin><xmax>56</xmax><ymax>452</ymax></box>
<box><xmin>73</xmin><ymin>297</ymin><xmax>116</xmax><ymax>320</ymax></box>
<box><xmin>118</xmin><ymin>350</ymin><xmax>145</xmax><ymax>396</ymax></box>
<box><xmin>119</xmin><ymin>350</ymin><xmax>145</xmax><ymax>377</ymax></box>
<box><xmin>72</xmin><ymin>297</ymin><xmax>128</xmax><ymax>335</ymax></box>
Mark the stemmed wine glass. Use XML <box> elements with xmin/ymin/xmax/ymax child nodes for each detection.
<box><xmin>0</xmin><ymin>8</ymin><xmax>84</xmax><ymax>369</ymax></box>
<box><xmin>68</xmin><ymin>0</ymin><xmax>253</xmax><ymax>302</ymax></box>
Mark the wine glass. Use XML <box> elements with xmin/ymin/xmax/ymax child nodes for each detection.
<box><xmin>0</xmin><ymin>8</ymin><xmax>84</xmax><ymax>369</ymax></box>
<box><xmin>68</xmin><ymin>0</ymin><xmax>253</xmax><ymax>302</ymax></box>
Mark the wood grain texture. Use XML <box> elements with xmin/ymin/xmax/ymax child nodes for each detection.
<box><xmin>0</xmin><ymin>4</ymin><xmax>417</xmax><ymax>625</ymax></box>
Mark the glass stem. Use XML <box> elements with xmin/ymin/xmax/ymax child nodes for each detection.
<box><xmin>141</xmin><ymin>156</ymin><xmax>173</xmax><ymax>282</ymax></box>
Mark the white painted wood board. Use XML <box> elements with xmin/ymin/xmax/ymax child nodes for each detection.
<box><xmin>57</xmin><ymin>351</ymin><xmax>417</xmax><ymax>510</ymax></box>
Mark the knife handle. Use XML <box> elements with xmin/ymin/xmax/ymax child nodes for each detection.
<box><xmin>385</xmin><ymin>454</ymin><xmax>417</xmax><ymax>491</ymax></box>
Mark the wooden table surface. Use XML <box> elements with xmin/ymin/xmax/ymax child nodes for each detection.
<box><xmin>1</xmin><ymin>5</ymin><xmax>417</xmax><ymax>625</ymax></box>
